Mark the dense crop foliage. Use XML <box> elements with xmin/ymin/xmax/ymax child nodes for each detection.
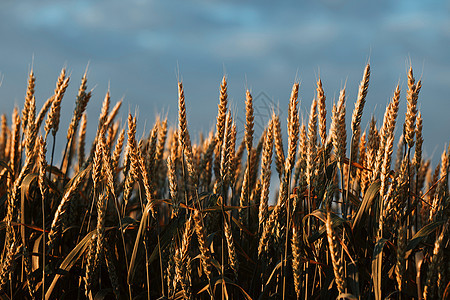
<box><xmin>0</xmin><ymin>64</ymin><xmax>448</xmax><ymax>299</ymax></box>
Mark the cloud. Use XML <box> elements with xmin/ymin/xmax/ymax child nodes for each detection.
<box><xmin>0</xmin><ymin>0</ymin><xmax>449</xmax><ymax>162</ymax></box>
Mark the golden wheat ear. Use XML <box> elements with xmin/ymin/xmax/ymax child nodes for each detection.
<box><xmin>273</xmin><ymin>113</ymin><xmax>285</xmax><ymax>179</ymax></box>
<box><xmin>22</xmin><ymin>69</ymin><xmax>35</xmax><ymax>133</ymax></box>
<box><xmin>316</xmin><ymin>78</ymin><xmax>327</xmax><ymax>147</ymax></box>
<box><xmin>285</xmin><ymin>83</ymin><xmax>299</xmax><ymax>176</ymax></box>
<box><xmin>44</xmin><ymin>69</ymin><xmax>69</xmax><ymax>139</ymax></box>
<box><xmin>258</xmin><ymin>117</ymin><xmax>274</xmax><ymax>229</ymax></box>
<box><xmin>177</xmin><ymin>81</ymin><xmax>197</xmax><ymax>188</ymax></box>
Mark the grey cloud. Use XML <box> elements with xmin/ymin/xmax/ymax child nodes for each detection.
<box><xmin>0</xmin><ymin>0</ymin><xmax>449</xmax><ymax>164</ymax></box>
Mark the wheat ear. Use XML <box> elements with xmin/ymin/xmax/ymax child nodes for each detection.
<box><xmin>224</xmin><ymin>211</ymin><xmax>239</xmax><ymax>277</ymax></box>
<box><xmin>395</xmin><ymin>223</ymin><xmax>407</xmax><ymax>292</ymax></box>
<box><xmin>423</xmin><ymin>220</ymin><xmax>449</xmax><ymax>299</ymax></box>
<box><xmin>0</xmin><ymin>114</ymin><xmax>7</xmax><ymax>160</ymax></box>
<box><xmin>429</xmin><ymin>149</ymin><xmax>448</xmax><ymax>222</ymax></box>
<box><xmin>273</xmin><ymin>113</ymin><xmax>285</xmax><ymax>178</ymax></box>
<box><xmin>44</xmin><ymin>70</ymin><xmax>69</xmax><ymax>138</ymax></box>
<box><xmin>84</xmin><ymin>234</ymin><xmax>98</xmax><ymax>296</ymax></box>
<box><xmin>330</xmin><ymin>89</ymin><xmax>347</xmax><ymax>166</ymax></box>
<box><xmin>104</xmin><ymin>99</ymin><xmax>122</xmax><ymax>130</ymax></box>
<box><xmin>414</xmin><ymin>111</ymin><xmax>423</xmax><ymax>168</ymax></box>
<box><xmin>285</xmin><ymin>83</ymin><xmax>299</xmax><ymax>177</ymax></box>
<box><xmin>219</xmin><ymin>111</ymin><xmax>233</xmax><ymax>194</ymax></box>
<box><xmin>22</xmin><ymin>69</ymin><xmax>35</xmax><ymax>133</ymax></box>
<box><xmin>94</xmin><ymin>191</ymin><xmax>108</xmax><ymax>272</ymax></box>
<box><xmin>350</xmin><ymin>63</ymin><xmax>370</xmax><ymax>174</ymax></box>
<box><xmin>138</xmin><ymin>144</ymin><xmax>157</xmax><ymax>218</ymax></box>
<box><xmin>291</xmin><ymin>225</ymin><xmax>302</xmax><ymax>298</ymax></box>
<box><xmin>24</xmin><ymin>96</ymin><xmax>36</xmax><ymax>159</ymax></box>
<box><xmin>293</xmin><ymin>123</ymin><xmax>307</xmax><ymax>189</ymax></box>
<box><xmin>9</xmin><ymin>107</ymin><xmax>21</xmax><ymax>181</ymax></box>
<box><xmin>47</xmin><ymin>164</ymin><xmax>91</xmax><ymax>249</ymax></box>
<box><xmin>317</xmin><ymin>78</ymin><xmax>327</xmax><ymax>146</ymax></box>
<box><xmin>178</xmin><ymin>81</ymin><xmax>197</xmax><ymax>187</ymax></box>
<box><xmin>326</xmin><ymin>211</ymin><xmax>346</xmax><ymax>294</ymax></box>
<box><xmin>104</xmin><ymin>240</ymin><xmax>120</xmax><ymax>298</ymax></box>
<box><xmin>0</xmin><ymin>242</ymin><xmax>22</xmax><ymax>290</ymax></box>
<box><xmin>373</xmin><ymin>84</ymin><xmax>400</xmax><ymax>180</ymax></box>
<box><xmin>77</xmin><ymin>113</ymin><xmax>87</xmax><ymax>169</ymax></box>
<box><xmin>306</xmin><ymin>99</ymin><xmax>318</xmax><ymax>188</ymax></box>
<box><xmin>111</xmin><ymin>128</ymin><xmax>125</xmax><ymax>173</ymax></box>
<box><xmin>175</xmin><ymin>216</ymin><xmax>194</xmax><ymax>300</ymax></box>
<box><xmin>404</xmin><ymin>67</ymin><xmax>421</xmax><ymax>148</ymax></box>
<box><xmin>259</xmin><ymin>118</ymin><xmax>274</xmax><ymax>230</ymax></box>
<box><xmin>193</xmin><ymin>210</ymin><xmax>213</xmax><ymax>280</ymax></box>
<box><xmin>216</xmin><ymin>75</ymin><xmax>228</xmax><ymax>145</ymax></box>
<box><xmin>66</xmin><ymin>71</ymin><xmax>90</xmax><ymax>145</ymax></box>
<box><xmin>245</xmin><ymin>89</ymin><xmax>254</xmax><ymax>154</ymax></box>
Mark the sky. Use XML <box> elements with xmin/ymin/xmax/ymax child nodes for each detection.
<box><xmin>0</xmin><ymin>0</ymin><xmax>449</xmax><ymax>164</ymax></box>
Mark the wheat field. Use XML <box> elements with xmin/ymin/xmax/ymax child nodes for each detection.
<box><xmin>0</xmin><ymin>64</ymin><xmax>448</xmax><ymax>299</ymax></box>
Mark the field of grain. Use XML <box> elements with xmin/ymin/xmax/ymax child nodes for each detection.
<box><xmin>0</xmin><ymin>64</ymin><xmax>448</xmax><ymax>299</ymax></box>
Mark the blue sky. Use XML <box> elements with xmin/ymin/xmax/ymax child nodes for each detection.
<box><xmin>0</xmin><ymin>0</ymin><xmax>449</xmax><ymax>162</ymax></box>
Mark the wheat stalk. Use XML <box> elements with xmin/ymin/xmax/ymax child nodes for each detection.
<box><xmin>37</xmin><ymin>135</ymin><xmax>47</xmax><ymax>298</ymax></box>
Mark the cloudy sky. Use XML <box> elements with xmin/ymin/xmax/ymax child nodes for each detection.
<box><xmin>0</xmin><ymin>0</ymin><xmax>449</xmax><ymax>163</ymax></box>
